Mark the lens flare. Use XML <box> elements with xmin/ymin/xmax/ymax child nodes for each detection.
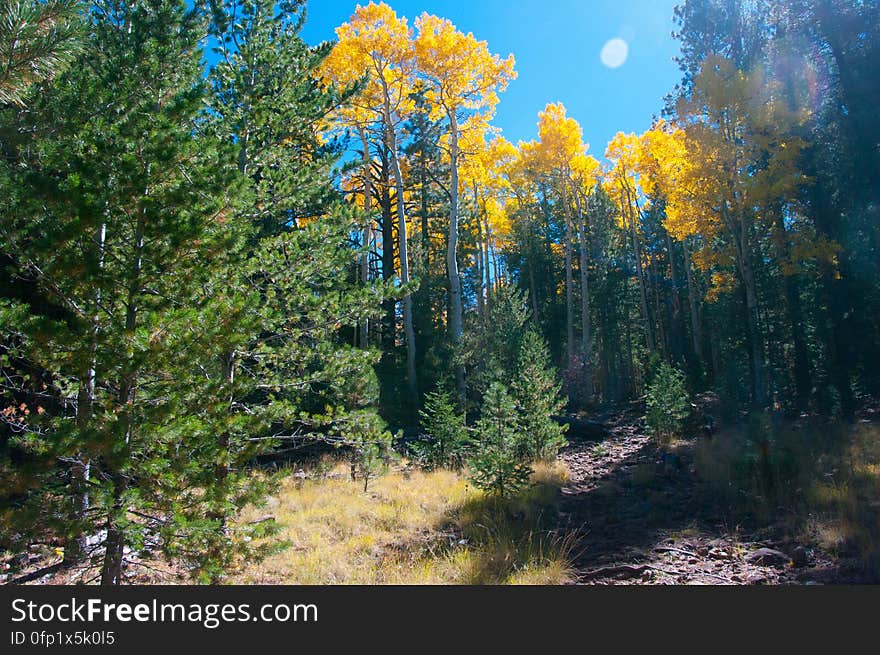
<box><xmin>601</xmin><ymin>38</ymin><xmax>629</xmax><ymax>69</ymax></box>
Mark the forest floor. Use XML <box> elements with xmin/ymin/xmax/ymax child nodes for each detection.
<box><xmin>3</xmin><ymin>461</ymin><xmax>575</xmax><ymax>585</ymax></box>
<box><xmin>5</xmin><ymin>399</ymin><xmax>879</xmax><ymax>585</ymax></box>
<box><xmin>557</xmin><ymin>400</ymin><xmax>880</xmax><ymax>585</ymax></box>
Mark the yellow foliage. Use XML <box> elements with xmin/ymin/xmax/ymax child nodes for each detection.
<box><xmin>675</xmin><ymin>55</ymin><xmax>810</xmax><ymax>232</ymax></box>
<box><xmin>534</xmin><ymin>102</ymin><xmax>586</xmax><ymax>170</ymax></box>
<box><xmin>506</xmin><ymin>103</ymin><xmax>600</xmax><ymax>228</ymax></box>
<box><xmin>705</xmin><ymin>271</ymin><xmax>738</xmax><ymax>303</ymax></box>
<box><xmin>321</xmin><ymin>2</ymin><xmax>415</xmax><ymax>133</ymax></box>
<box><xmin>456</xmin><ymin>112</ymin><xmax>497</xmax><ymax>190</ymax></box>
<box><xmin>784</xmin><ymin>229</ymin><xmax>842</xmax><ymax>275</ymax></box>
<box><xmin>604</xmin><ymin>131</ymin><xmax>644</xmax><ymax>229</ymax></box>
<box><xmin>571</xmin><ymin>153</ymin><xmax>601</xmax><ymax>190</ymax></box>
<box><xmin>485</xmin><ymin>196</ymin><xmax>511</xmax><ymax>239</ymax></box>
<box><xmin>413</xmin><ymin>13</ymin><xmax>516</xmax><ymax>121</ymax></box>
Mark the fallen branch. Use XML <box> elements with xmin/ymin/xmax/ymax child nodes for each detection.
<box><xmin>579</xmin><ymin>564</ymin><xmax>650</xmax><ymax>581</ymax></box>
<box><xmin>580</xmin><ymin>562</ymin><xmax>735</xmax><ymax>584</ymax></box>
<box><xmin>654</xmin><ymin>546</ymin><xmax>699</xmax><ymax>558</ymax></box>
<box><xmin>248</xmin><ymin>515</ymin><xmax>275</xmax><ymax>525</ymax></box>
<box><xmin>6</xmin><ymin>560</ymin><xmax>68</xmax><ymax>585</ymax></box>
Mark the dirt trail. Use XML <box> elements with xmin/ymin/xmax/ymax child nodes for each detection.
<box><xmin>557</xmin><ymin>404</ymin><xmax>844</xmax><ymax>585</ymax></box>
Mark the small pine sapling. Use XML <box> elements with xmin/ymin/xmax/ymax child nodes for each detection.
<box><xmin>345</xmin><ymin>411</ymin><xmax>394</xmax><ymax>492</ymax></box>
<box><xmin>413</xmin><ymin>389</ymin><xmax>469</xmax><ymax>470</ymax></box>
<box><xmin>467</xmin><ymin>382</ymin><xmax>532</xmax><ymax>498</ymax></box>
<box><xmin>646</xmin><ymin>362</ymin><xmax>691</xmax><ymax>443</ymax></box>
<box><xmin>512</xmin><ymin>330</ymin><xmax>568</xmax><ymax>461</ymax></box>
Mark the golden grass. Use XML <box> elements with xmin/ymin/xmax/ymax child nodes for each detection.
<box><xmin>232</xmin><ymin>458</ymin><xmax>575</xmax><ymax>585</ymax></box>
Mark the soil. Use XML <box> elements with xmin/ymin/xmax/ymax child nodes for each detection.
<box><xmin>556</xmin><ymin>401</ymin><xmax>866</xmax><ymax>585</ymax></box>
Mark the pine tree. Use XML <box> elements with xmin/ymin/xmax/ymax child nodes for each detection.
<box><xmin>0</xmin><ymin>0</ymin><xmax>396</xmax><ymax>584</ymax></box>
<box><xmin>0</xmin><ymin>0</ymin><xmax>239</xmax><ymax>583</ymax></box>
<box><xmin>205</xmin><ymin>0</ymin><xmax>395</xmax><ymax>389</ymax></box>
<box><xmin>0</xmin><ymin>0</ymin><xmax>83</xmax><ymax>107</ymax></box>
<box><xmin>343</xmin><ymin>409</ymin><xmax>393</xmax><ymax>493</ymax></box>
<box><xmin>414</xmin><ymin>388</ymin><xmax>468</xmax><ymax>470</ymax></box>
<box><xmin>467</xmin><ymin>382</ymin><xmax>531</xmax><ymax>498</ymax></box>
<box><xmin>461</xmin><ymin>284</ymin><xmax>532</xmax><ymax>402</ymax></box>
<box><xmin>512</xmin><ymin>331</ymin><xmax>568</xmax><ymax>461</ymax></box>
<box><xmin>646</xmin><ymin>362</ymin><xmax>691</xmax><ymax>443</ymax></box>
<box><xmin>0</xmin><ymin>0</ymin><xmax>282</xmax><ymax>582</ymax></box>
<box><xmin>185</xmin><ymin>0</ymin><xmax>398</xmax><ymax>579</ymax></box>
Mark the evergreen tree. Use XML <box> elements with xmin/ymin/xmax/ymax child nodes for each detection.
<box><xmin>208</xmin><ymin>0</ymin><xmax>348</xmax><ymax>237</ymax></box>
<box><xmin>646</xmin><ymin>362</ymin><xmax>691</xmax><ymax>443</ymax></box>
<box><xmin>467</xmin><ymin>382</ymin><xmax>531</xmax><ymax>498</ymax></box>
<box><xmin>512</xmin><ymin>331</ymin><xmax>568</xmax><ymax>461</ymax></box>
<box><xmin>413</xmin><ymin>388</ymin><xmax>468</xmax><ymax>470</ymax></box>
<box><xmin>0</xmin><ymin>0</ymin><xmax>396</xmax><ymax>584</ymax></box>
<box><xmin>0</xmin><ymin>0</ymin><xmax>83</xmax><ymax>107</ymax></box>
<box><xmin>460</xmin><ymin>284</ymin><xmax>532</xmax><ymax>404</ymax></box>
<box><xmin>205</xmin><ymin>0</ymin><xmax>395</xmax><ymax>419</ymax></box>
<box><xmin>344</xmin><ymin>409</ymin><xmax>394</xmax><ymax>493</ymax></box>
<box><xmin>186</xmin><ymin>0</ymin><xmax>398</xmax><ymax>579</ymax></box>
<box><xmin>0</xmin><ymin>0</ymin><xmax>238</xmax><ymax>583</ymax></box>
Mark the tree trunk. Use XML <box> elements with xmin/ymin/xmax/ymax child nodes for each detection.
<box><xmin>205</xmin><ymin>352</ymin><xmax>236</xmax><ymax>582</ymax></box>
<box><xmin>623</xmin><ymin>184</ymin><xmax>654</xmax><ymax>353</ymax></box>
<box><xmin>379</xmin><ymin>153</ymin><xmax>396</xmax><ymax>352</ymax></box>
<box><xmin>492</xmin><ymin>240</ymin><xmax>501</xmax><ymax>288</ymax></box>
<box><xmin>625</xmin><ymin>303</ymin><xmax>636</xmax><ymax>396</ymax></box>
<box><xmin>358</xmin><ymin>127</ymin><xmax>372</xmax><ymax>348</ymax></box>
<box><xmin>383</xmin><ymin>109</ymin><xmax>417</xmax><ymax>401</ymax></box>
<box><xmin>64</xmin><ymin>457</ymin><xmax>90</xmax><ymax>565</ymax></box>
<box><xmin>102</xmin><ymin>207</ymin><xmax>144</xmax><ymax>585</ymax></box>
<box><xmin>773</xmin><ymin>211</ymin><xmax>811</xmax><ymax>408</ymax></box>
<box><xmin>820</xmin><ymin>266</ymin><xmax>854</xmax><ymax>413</ymax></box>
<box><xmin>447</xmin><ymin>112</ymin><xmax>465</xmax><ymax>404</ymax></box>
<box><xmin>737</xmin><ymin>217</ymin><xmax>768</xmax><ymax>407</ymax></box>
<box><xmin>560</xmin><ymin>182</ymin><xmax>575</xmax><ymax>369</ymax></box>
<box><xmin>473</xmin><ymin>184</ymin><xmax>485</xmax><ymax>317</ymax></box>
<box><xmin>650</xmin><ymin>253</ymin><xmax>667</xmax><ymax>359</ymax></box>
<box><xmin>482</xmin><ymin>207</ymin><xmax>492</xmax><ymax>310</ymax></box>
<box><xmin>100</xmin><ymin>486</ymin><xmax>126</xmax><ymax>585</ymax></box>
<box><xmin>420</xmin><ymin>142</ymin><xmax>430</xmax><ymax>271</ymax></box>
<box><xmin>66</xmin><ymin>222</ymin><xmax>106</xmax><ymax>565</ymax></box>
<box><xmin>665</xmin><ymin>234</ymin><xmax>686</xmax><ymax>364</ymax></box>
<box><xmin>630</xmin><ymin>218</ymin><xmax>654</xmax><ymax>353</ymax></box>
<box><xmin>569</xmin><ymin>179</ymin><xmax>592</xmax><ymax>397</ymax></box>
<box><xmin>808</xmin><ymin>178</ymin><xmax>854</xmax><ymax>414</ymax></box>
<box><xmin>682</xmin><ymin>238</ymin><xmax>703</xmax><ymax>364</ymax></box>
<box><xmin>528</xmin><ymin>250</ymin><xmax>539</xmax><ymax>319</ymax></box>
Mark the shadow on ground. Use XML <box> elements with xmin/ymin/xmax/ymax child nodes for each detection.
<box><xmin>556</xmin><ymin>404</ymin><xmax>880</xmax><ymax>584</ymax></box>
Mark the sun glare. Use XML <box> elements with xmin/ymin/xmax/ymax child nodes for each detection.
<box><xmin>600</xmin><ymin>38</ymin><xmax>629</xmax><ymax>69</ymax></box>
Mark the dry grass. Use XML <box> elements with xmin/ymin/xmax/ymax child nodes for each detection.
<box><xmin>802</xmin><ymin>421</ymin><xmax>880</xmax><ymax>576</ymax></box>
<box><xmin>232</xmin><ymin>457</ymin><xmax>576</xmax><ymax>585</ymax></box>
<box><xmin>692</xmin><ymin>413</ymin><xmax>880</xmax><ymax>580</ymax></box>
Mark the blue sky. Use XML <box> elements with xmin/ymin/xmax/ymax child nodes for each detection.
<box><xmin>301</xmin><ymin>0</ymin><xmax>683</xmax><ymax>158</ymax></box>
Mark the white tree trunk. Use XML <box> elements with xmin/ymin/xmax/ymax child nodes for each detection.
<box><xmin>447</xmin><ymin>112</ymin><xmax>465</xmax><ymax>403</ymax></box>
<box><xmin>383</xmin><ymin>106</ymin><xmax>417</xmax><ymax>400</ymax></box>
<box><xmin>358</xmin><ymin>128</ymin><xmax>372</xmax><ymax>348</ymax></box>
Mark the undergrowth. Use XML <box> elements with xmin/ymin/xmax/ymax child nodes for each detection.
<box><xmin>232</xmin><ymin>458</ymin><xmax>576</xmax><ymax>584</ymax></box>
<box><xmin>692</xmin><ymin>412</ymin><xmax>880</xmax><ymax>580</ymax></box>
